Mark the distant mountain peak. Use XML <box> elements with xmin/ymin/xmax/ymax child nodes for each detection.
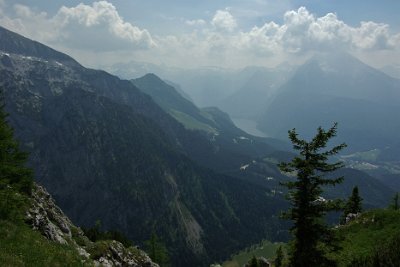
<box><xmin>296</xmin><ymin>51</ymin><xmax>391</xmax><ymax>80</ymax></box>
<box><xmin>140</xmin><ymin>72</ymin><xmax>166</xmax><ymax>83</ymax></box>
<box><xmin>141</xmin><ymin>72</ymin><xmax>159</xmax><ymax>79</ymax></box>
<box><xmin>307</xmin><ymin>52</ymin><xmax>361</xmax><ymax>68</ymax></box>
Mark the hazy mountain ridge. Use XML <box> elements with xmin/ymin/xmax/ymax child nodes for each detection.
<box><xmin>109</xmin><ymin>54</ymin><xmax>400</xmax><ymax>155</ymax></box>
<box><xmin>257</xmin><ymin>52</ymin><xmax>400</xmax><ymax>152</ymax></box>
<box><xmin>380</xmin><ymin>64</ymin><xmax>400</xmax><ymax>80</ymax></box>
<box><xmin>219</xmin><ymin>64</ymin><xmax>295</xmax><ymax>120</ymax></box>
<box><xmin>107</xmin><ymin>61</ymin><xmax>286</xmax><ymax>109</ymax></box>
<box><xmin>129</xmin><ymin>64</ymin><xmax>394</xmax><ymax>210</ymax></box>
<box><xmin>131</xmin><ymin>73</ymin><xmax>218</xmax><ymax>132</ymax></box>
<box><xmin>130</xmin><ymin>72</ymin><xmax>293</xmax><ymax>175</ymax></box>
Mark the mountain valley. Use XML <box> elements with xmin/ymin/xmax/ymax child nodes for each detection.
<box><xmin>0</xmin><ymin>26</ymin><xmax>289</xmax><ymax>266</ymax></box>
<box><xmin>1</xmin><ymin>24</ymin><xmax>399</xmax><ymax>266</ymax></box>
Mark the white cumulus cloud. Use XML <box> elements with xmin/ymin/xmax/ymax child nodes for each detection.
<box><xmin>352</xmin><ymin>21</ymin><xmax>394</xmax><ymax>50</ymax></box>
<box><xmin>0</xmin><ymin>1</ymin><xmax>155</xmax><ymax>52</ymax></box>
<box><xmin>234</xmin><ymin>7</ymin><xmax>399</xmax><ymax>55</ymax></box>
<box><xmin>148</xmin><ymin>6</ymin><xmax>400</xmax><ymax>68</ymax></box>
<box><xmin>1</xmin><ymin>3</ymin><xmax>399</xmax><ymax>68</ymax></box>
<box><xmin>211</xmin><ymin>10</ymin><xmax>237</xmax><ymax>32</ymax></box>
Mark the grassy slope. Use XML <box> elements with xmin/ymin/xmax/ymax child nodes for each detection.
<box><xmin>0</xmin><ymin>186</ymin><xmax>154</xmax><ymax>267</ymax></box>
<box><xmin>219</xmin><ymin>209</ymin><xmax>400</xmax><ymax>267</ymax></box>
<box><xmin>0</xmin><ymin>186</ymin><xmax>91</xmax><ymax>267</ymax></box>
<box><xmin>169</xmin><ymin>109</ymin><xmax>217</xmax><ymax>133</ymax></box>
<box><xmin>332</xmin><ymin>209</ymin><xmax>400</xmax><ymax>266</ymax></box>
<box><xmin>222</xmin><ymin>240</ymin><xmax>283</xmax><ymax>267</ymax></box>
<box><xmin>0</xmin><ymin>220</ymin><xmax>90</xmax><ymax>267</ymax></box>
<box><xmin>0</xmin><ymin>187</ymin><xmax>153</xmax><ymax>267</ymax></box>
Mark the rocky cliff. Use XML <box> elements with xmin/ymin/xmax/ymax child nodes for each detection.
<box><xmin>26</xmin><ymin>183</ymin><xmax>159</xmax><ymax>267</ymax></box>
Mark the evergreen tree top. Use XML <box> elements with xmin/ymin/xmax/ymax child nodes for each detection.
<box><xmin>0</xmin><ymin>94</ymin><xmax>33</xmax><ymax>194</ymax></box>
<box><xmin>279</xmin><ymin>123</ymin><xmax>346</xmax><ymax>267</ymax></box>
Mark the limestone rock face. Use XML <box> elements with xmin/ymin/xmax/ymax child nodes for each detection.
<box><xmin>26</xmin><ymin>184</ymin><xmax>73</xmax><ymax>245</ymax></box>
<box><xmin>25</xmin><ymin>183</ymin><xmax>159</xmax><ymax>267</ymax></box>
<box><xmin>345</xmin><ymin>212</ymin><xmax>361</xmax><ymax>224</ymax></box>
<box><xmin>94</xmin><ymin>241</ymin><xmax>158</xmax><ymax>267</ymax></box>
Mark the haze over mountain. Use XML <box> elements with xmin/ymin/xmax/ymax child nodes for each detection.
<box><xmin>2</xmin><ymin>24</ymin><xmax>397</xmax><ymax>265</ymax></box>
<box><xmin>0</xmin><ymin>26</ymin><xmax>290</xmax><ymax>266</ymax></box>
<box><xmin>111</xmin><ymin>47</ymin><xmax>400</xmax><ymax>199</ymax></box>
<box><xmin>219</xmin><ymin>64</ymin><xmax>295</xmax><ymax>120</ymax></box>
<box><xmin>381</xmin><ymin>64</ymin><xmax>400</xmax><ymax>80</ymax></box>
<box><xmin>110</xmin><ymin>62</ymin><xmax>295</xmax><ymax>117</ymax></box>
<box><xmin>109</xmin><ymin>52</ymin><xmax>400</xmax><ymax>158</ymax></box>
<box><xmin>6</xmin><ymin>0</ymin><xmax>395</xmax><ymax>149</ymax></box>
<box><xmin>1</xmin><ymin>1</ymin><xmax>400</xmax><ymax>266</ymax></box>
<box><xmin>116</xmin><ymin>51</ymin><xmax>400</xmax><ymax>155</ymax></box>
<box><xmin>258</xmin><ymin>52</ymin><xmax>400</xmax><ymax>152</ymax></box>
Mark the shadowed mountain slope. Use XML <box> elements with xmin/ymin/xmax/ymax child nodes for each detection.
<box><xmin>0</xmin><ymin>26</ymin><xmax>287</xmax><ymax>266</ymax></box>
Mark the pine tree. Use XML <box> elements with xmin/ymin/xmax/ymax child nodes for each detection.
<box><xmin>275</xmin><ymin>245</ymin><xmax>284</xmax><ymax>267</ymax></box>
<box><xmin>279</xmin><ymin>123</ymin><xmax>346</xmax><ymax>267</ymax></box>
<box><xmin>390</xmin><ymin>192</ymin><xmax>399</xmax><ymax>211</ymax></box>
<box><xmin>0</xmin><ymin>98</ymin><xmax>33</xmax><ymax>194</ymax></box>
<box><xmin>248</xmin><ymin>256</ymin><xmax>259</xmax><ymax>267</ymax></box>
<box><xmin>0</xmin><ymin>94</ymin><xmax>33</xmax><ymax>219</ymax></box>
<box><xmin>144</xmin><ymin>232</ymin><xmax>170</xmax><ymax>266</ymax></box>
<box><xmin>341</xmin><ymin>186</ymin><xmax>363</xmax><ymax>224</ymax></box>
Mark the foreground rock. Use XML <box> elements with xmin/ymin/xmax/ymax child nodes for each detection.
<box><xmin>26</xmin><ymin>183</ymin><xmax>159</xmax><ymax>267</ymax></box>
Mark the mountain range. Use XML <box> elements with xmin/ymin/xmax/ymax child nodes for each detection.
<box><xmin>0</xmin><ymin>26</ymin><xmax>290</xmax><ymax>266</ymax></box>
<box><xmin>258</xmin><ymin>52</ymin><xmax>400</xmax><ymax>153</ymax></box>
<box><xmin>0</xmin><ymin>26</ymin><xmax>397</xmax><ymax>266</ymax></box>
<box><xmin>110</xmin><ymin>52</ymin><xmax>400</xmax><ymax>157</ymax></box>
<box><xmin>109</xmin><ymin>48</ymin><xmax>400</xmax><ymax>191</ymax></box>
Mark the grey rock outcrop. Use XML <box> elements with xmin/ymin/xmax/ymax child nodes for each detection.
<box><xmin>26</xmin><ymin>183</ymin><xmax>73</xmax><ymax>245</ymax></box>
<box><xmin>25</xmin><ymin>183</ymin><xmax>159</xmax><ymax>267</ymax></box>
<box><xmin>94</xmin><ymin>241</ymin><xmax>158</xmax><ymax>267</ymax></box>
<box><xmin>345</xmin><ymin>212</ymin><xmax>361</xmax><ymax>224</ymax></box>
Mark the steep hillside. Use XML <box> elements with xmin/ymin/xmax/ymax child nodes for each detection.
<box><xmin>131</xmin><ymin>73</ymin><xmax>218</xmax><ymax>133</ymax></box>
<box><xmin>0</xmin><ymin>26</ymin><xmax>287</xmax><ymax>266</ymax></box>
<box><xmin>0</xmin><ymin>183</ymin><xmax>158</xmax><ymax>267</ymax></box>
<box><xmin>0</xmin><ymin>92</ymin><xmax>157</xmax><ymax>267</ymax></box>
<box><xmin>132</xmin><ymin>73</ymin><xmax>286</xmax><ymax>161</ymax></box>
<box><xmin>218</xmin><ymin>209</ymin><xmax>400</xmax><ymax>267</ymax></box>
<box><xmin>332</xmin><ymin>209</ymin><xmax>400</xmax><ymax>266</ymax></box>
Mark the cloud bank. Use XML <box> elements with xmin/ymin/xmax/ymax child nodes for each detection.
<box><xmin>0</xmin><ymin>2</ymin><xmax>399</xmax><ymax>68</ymax></box>
<box><xmin>1</xmin><ymin>1</ymin><xmax>154</xmax><ymax>52</ymax></box>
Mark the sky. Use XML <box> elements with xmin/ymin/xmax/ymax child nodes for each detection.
<box><xmin>1</xmin><ymin>0</ymin><xmax>399</xmax><ymax>69</ymax></box>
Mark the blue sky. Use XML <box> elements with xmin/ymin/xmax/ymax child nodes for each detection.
<box><xmin>1</xmin><ymin>0</ymin><xmax>399</xmax><ymax>68</ymax></box>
